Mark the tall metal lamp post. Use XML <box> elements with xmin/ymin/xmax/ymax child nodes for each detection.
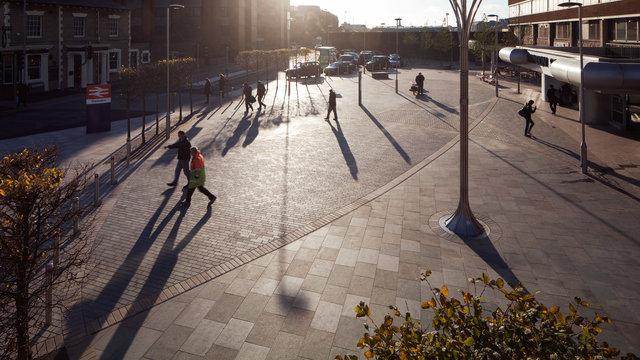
<box><xmin>559</xmin><ymin>1</ymin><xmax>587</xmax><ymax>174</ymax></box>
<box><xmin>394</xmin><ymin>17</ymin><xmax>402</xmax><ymax>94</ymax></box>
<box><xmin>166</xmin><ymin>2</ymin><xmax>184</xmax><ymax>140</ymax></box>
<box><xmin>446</xmin><ymin>13</ymin><xmax>453</xmax><ymax>64</ymax></box>
<box><xmin>487</xmin><ymin>14</ymin><xmax>499</xmax><ymax>97</ymax></box>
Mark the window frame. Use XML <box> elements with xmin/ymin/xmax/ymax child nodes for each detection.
<box><xmin>27</xmin><ymin>15</ymin><xmax>42</xmax><ymax>38</ymax></box>
<box><xmin>108</xmin><ymin>49</ymin><xmax>121</xmax><ymax>72</ymax></box>
<box><xmin>73</xmin><ymin>16</ymin><xmax>86</xmax><ymax>37</ymax></box>
<box><xmin>27</xmin><ymin>54</ymin><xmax>42</xmax><ymax>82</ymax></box>
<box><xmin>108</xmin><ymin>17</ymin><xmax>119</xmax><ymax>37</ymax></box>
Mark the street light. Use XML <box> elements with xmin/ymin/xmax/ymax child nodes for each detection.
<box><xmin>446</xmin><ymin>13</ymin><xmax>453</xmax><ymax>65</ymax></box>
<box><xmin>166</xmin><ymin>2</ymin><xmax>184</xmax><ymax>140</ymax></box>
<box><xmin>394</xmin><ymin>17</ymin><xmax>402</xmax><ymax>94</ymax></box>
<box><xmin>487</xmin><ymin>14</ymin><xmax>499</xmax><ymax>97</ymax></box>
<box><xmin>558</xmin><ymin>1</ymin><xmax>587</xmax><ymax>174</ymax></box>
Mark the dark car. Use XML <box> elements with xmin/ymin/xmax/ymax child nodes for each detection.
<box><xmin>365</xmin><ymin>55</ymin><xmax>391</xmax><ymax>71</ymax></box>
<box><xmin>358</xmin><ymin>51</ymin><xmax>374</xmax><ymax>65</ymax></box>
<box><xmin>389</xmin><ymin>54</ymin><xmax>404</xmax><ymax>68</ymax></box>
<box><xmin>339</xmin><ymin>54</ymin><xmax>356</xmax><ymax>67</ymax></box>
<box><xmin>285</xmin><ymin>61</ymin><xmax>322</xmax><ymax>79</ymax></box>
<box><xmin>324</xmin><ymin>61</ymin><xmax>353</xmax><ymax>76</ymax></box>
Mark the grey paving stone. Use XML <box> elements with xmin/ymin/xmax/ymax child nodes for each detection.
<box><xmin>204</xmin><ymin>345</ymin><xmax>238</xmax><ymax>360</ymax></box>
<box><xmin>310</xmin><ymin>301</ymin><xmax>342</xmax><ymax>333</ymax></box>
<box><xmin>327</xmin><ymin>265</ymin><xmax>355</xmax><ymax>288</ymax></box>
<box><xmin>205</xmin><ymin>294</ymin><xmax>243</xmax><ymax>324</ymax></box>
<box><xmin>301</xmin><ymin>274</ymin><xmax>328</xmax><ymax>294</ymax></box>
<box><xmin>174</xmin><ymin>298</ymin><xmax>217</xmax><ymax>329</ymax></box>
<box><xmin>297</xmin><ymin>328</ymin><xmax>335</xmax><ymax>360</ymax></box>
<box><xmin>214</xmin><ymin>318</ymin><xmax>254</xmax><ymax>350</ymax></box>
<box><xmin>233</xmin><ymin>292</ymin><xmax>270</xmax><ymax>322</ymax></box>
<box><xmin>245</xmin><ymin>312</ymin><xmax>285</xmax><ymax>348</ymax></box>
<box><xmin>332</xmin><ymin>316</ymin><xmax>366</xmax><ymax>351</ymax></box>
<box><xmin>180</xmin><ymin>319</ymin><xmax>225</xmax><ymax>356</ymax></box>
<box><xmin>235</xmin><ymin>342</ymin><xmax>270</xmax><ymax>360</ymax></box>
<box><xmin>144</xmin><ymin>324</ymin><xmax>194</xmax><ymax>360</ymax></box>
<box><xmin>266</xmin><ymin>332</ymin><xmax>304</xmax><ymax>360</ymax></box>
<box><xmin>281</xmin><ymin>307</ymin><xmax>315</xmax><ymax>336</ymax></box>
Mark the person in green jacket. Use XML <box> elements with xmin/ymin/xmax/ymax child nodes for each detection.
<box><xmin>182</xmin><ymin>146</ymin><xmax>216</xmax><ymax>207</ymax></box>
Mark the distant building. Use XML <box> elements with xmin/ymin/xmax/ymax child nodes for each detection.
<box><xmin>290</xmin><ymin>5</ymin><xmax>338</xmax><ymax>47</ymax></box>
<box><xmin>0</xmin><ymin>0</ymin><xmax>130</xmax><ymax>99</ymax></box>
<box><xmin>502</xmin><ymin>0</ymin><xmax>640</xmax><ymax>130</ymax></box>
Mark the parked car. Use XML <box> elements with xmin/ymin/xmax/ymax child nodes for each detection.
<box><xmin>358</xmin><ymin>50</ymin><xmax>374</xmax><ymax>65</ymax></box>
<box><xmin>365</xmin><ymin>55</ymin><xmax>391</xmax><ymax>71</ymax></box>
<box><xmin>339</xmin><ymin>54</ymin><xmax>358</xmax><ymax>69</ymax></box>
<box><xmin>389</xmin><ymin>54</ymin><xmax>404</xmax><ymax>68</ymax></box>
<box><xmin>285</xmin><ymin>61</ymin><xmax>322</xmax><ymax>79</ymax></box>
<box><xmin>324</xmin><ymin>61</ymin><xmax>354</xmax><ymax>76</ymax></box>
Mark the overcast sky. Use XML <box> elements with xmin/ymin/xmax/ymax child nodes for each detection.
<box><xmin>290</xmin><ymin>0</ymin><xmax>508</xmax><ymax>27</ymax></box>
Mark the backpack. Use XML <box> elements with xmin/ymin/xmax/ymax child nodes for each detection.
<box><xmin>518</xmin><ymin>106</ymin><xmax>526</xmax><ymax>117</ymax></box>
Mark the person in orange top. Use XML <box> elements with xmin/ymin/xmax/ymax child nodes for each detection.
<box><xmin>182</xmin><ymin>146</ymin><xmax>216</xmax><ymax>207</ymax></box>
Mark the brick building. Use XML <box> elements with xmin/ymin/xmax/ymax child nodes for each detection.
<box><xmin>0</xmin><ymin>0</ymin><xmax>130</xmax><ymax>99</ymax></box>
<box><xmin>502</xmin><ymin>0</ymin><xmax>640</xmax><ymax>130</ymax></box>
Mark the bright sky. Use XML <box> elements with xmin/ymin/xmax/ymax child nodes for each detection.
<box><xmin>290</xmin><ymin>0</ymin><xmax>508</xmax><ymax>28</ymax></box>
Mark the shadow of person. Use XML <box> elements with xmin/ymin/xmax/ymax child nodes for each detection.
<box><xmin>98</xmin><ymin>206</ymin><xmax>212</xmax><ymax>359</ymax></box>
<box><xmin>328</xmin><ymin>119</ymin><xmax>359</xmax><ymax>180</ymax></box>
<box><xmin>243</xmin><ymin>114</ymin><xmax>261</xmax><ymax>148</ymax></box>
<box><xmin>221</xmin><ymin>115</ymin><xmax>252</xmax><ymax>156</ymax></box>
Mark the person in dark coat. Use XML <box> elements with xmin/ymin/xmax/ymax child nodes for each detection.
<box><xmin>218</xmin><ymin>73</ymin><xmax>226</xmax><ymax>99</ymax></box>
<box><xmin>325</xmin><ymin>89</ymin><xmax>337</xmax><ymax>121</ymax></box>
<box><xmin>546</xmin><ymin>84</ymin><xmax>558</xmax><ymax>114</ymax></box>
<box><xmin>204</xmin><ymin>78</ymin><xmax>212</xmax><ymax>109</ymax></box>
<box><xmin>257</xmin><ymin>81</ymin><xmax>267</xmax><ymax>111</ymax></box>
<box><xmin>415</xmin><ymin>72</ymin><xmax>425</xmax><ymax>96</ymax></box>
<box><xmin>243</xmin><ymin>82</ymin><xmax>254</xmax><ymax>113</ymax></box>
<box><xmin>521</xmin><ymin>100</ymin><xmax>537</xmax><ymax>137</ymax></box>
<box><xmin>164</xmin><ymin>130</ymin><xmax>192</xmax><ymax>188</ymax></box>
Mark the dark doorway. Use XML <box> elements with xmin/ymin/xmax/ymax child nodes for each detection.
<box><xmin>73</xmin><ymin>55</ymin><xmax>82</xmax><ymax>88</ymax></box>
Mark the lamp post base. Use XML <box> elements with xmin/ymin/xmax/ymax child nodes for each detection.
<box><xmin>444</xmin><ymin>205</ymin><xmax>485</xmax><ymax>238</ymax></box>
<box><xmin>580</xmin><ymin>141</ymin><xmax>587</xmax><ymax>174</ymax></box>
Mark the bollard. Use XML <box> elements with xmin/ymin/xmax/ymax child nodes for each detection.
<box><xmin>126</xmin><ymin>138</ymin><xmax>131</xmax><ymax>166</ymax></box>
<box><xmin>358</xmin><ymin>70</ymin><xmax>362</xmax><ymax>106</ymax></box>
<box><xmin>110</xmin><ymin>156</ymin><xmax>117</xmax><ymax>185</ymax></box>
<box><xmin>94</xmin><ymin>173</ymin><xmax>100</xmax><ymax>206</ymax></box>
<box><xmin>45</xmin><ymin>263</ymin><xmax>53</xmax><ymax>325</ymax></box>
<box><xmin>73</xmin><ymin>197</ymin><xmax>79</xmax><ymax>235</ymax></box>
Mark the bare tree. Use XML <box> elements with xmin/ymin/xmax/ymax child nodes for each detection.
<box><xmin>0</xmin><ymin>146</ymin><xmax>90</xmax><ymax>360</ymax></box>
<box><xmin>117</xmin><ymin>66</ymin><xmax>139</xmax><ymax>140</ymax></box>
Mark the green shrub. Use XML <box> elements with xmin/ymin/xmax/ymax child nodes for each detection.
<box><xmin>336</xmin><ymin>271</ymin><xmax>638</xmax><ymax>360</ymax></box>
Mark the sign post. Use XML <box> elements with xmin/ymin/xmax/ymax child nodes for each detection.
<box><xmin>86</xmin><ymin>84</ymin><xmax>111</xmax><ymax>133</ymax></box>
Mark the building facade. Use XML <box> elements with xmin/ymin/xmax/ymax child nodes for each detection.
<box><xmin>504</xmin><ymin>0</ymin><xmax>640</xmax><ymax>131</ymax></box>
<box><xmin>0</xmin><ymin>0</ymin><xmax>130</xmax><ymax>99</ymax></box>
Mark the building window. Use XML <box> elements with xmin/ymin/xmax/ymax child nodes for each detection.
<box><xmin>74</xmin><ymin>17</ymin><xmax>85</xmax><ymax>37</ymax></box>
<box><xmin>2</xmin><ymin>54</ymin><xmax>14</xmax><ymax>84</ymax></box>
<box><xmin>141</xmin><ymin>51</ymin><xmax>150</xmax><ymax>63</ymax></box>
<box><xmin>628</xmin><ymin>19</ymin><xmax>638</xmax><ymax>41</ymax></box>
<box><xmin>27</xmin><ymin>54</ymin><xmax>41</xmax><ymax>81</ymax></box>
<box><xmin>538</xmin><ymin>24</ymin><xmax>549</xmax><ymax>39</ymax></box>
<box><xmin>556</xmin><ymin>23</ymin><xmax>570</xmax><ymax>39</ymax></box>
<box><xmin>109</xmin><ymin>18</ymin><xmax>119</xmax><ymax>37</ymax></box>
<box><xmin>582</xmin><ymin>20</ymin><xmax>600</xmax><ymax>40</ymax></box>
<box><xmin>108</xmin><ymin>50</ymin><xmax>120</xmax><ymax>72</ymax></box>
<box><xmin>27</xmin><ymin>15</ymin><xmax>42</xmax><ymax>38</ymax></box>
<box><xmin>616</xmin><ymin>20</ymin><xmax>627</xmax><ymax>41</ymax></box>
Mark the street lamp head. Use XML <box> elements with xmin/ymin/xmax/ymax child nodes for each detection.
<box><xmin>168</xmin><ymin>4</ymin><xmax>184</xmax><ymax>9</ymax></box>
<box><xmin>558</xmin><ymin>1</ymin><xmax>582</xmax><ymax>7</ymax></box>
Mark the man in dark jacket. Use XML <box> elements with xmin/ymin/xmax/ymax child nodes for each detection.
<box><xmin>218</xmin><ymin>74</ymin><xmax>226</xmax><ymax>99</ymax></box>
<box><xmin>243</xmin><ymin>83</ymin><xmax>254</xmax><ymax>113</ymax></box>
<box><xmin>415</xmin><ymin>72</ymin><xmax>425</xmax><ymax>96</ymax></box>
<box><xmin>325</xmin><ymin>89</ymin><xmax>337</xmax><ymax>121</ymax></box>
<box><xmin>546</xmin><ymin>84</ymin><xmax>558</xmax><ymax>114</ymax></box>
<box><xmin>164</xmin><ymin>130</ymin><xmax>192</xmax><ymax>188</ymax></box>
<box><xmin>204</xmin><ymin>78</ymin><xmax>212</xmax><ymax>109</ymax></box>
<box><xmin>522</xmin><ymin>100</ymin><xmax>537</xmax><ymax>137</ymax></box>
<box><xmin>257</xmin><ymin>81</ymin><xmax>267</xmax><ymax>111</ymax></box>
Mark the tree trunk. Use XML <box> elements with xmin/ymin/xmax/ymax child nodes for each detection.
<box><xmin>15</xmin><ymin>268</ymin><xmax>30</xmax><ymax>360</ymax></box>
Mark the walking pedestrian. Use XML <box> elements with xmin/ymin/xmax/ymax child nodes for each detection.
<box><xmin>218</xmin><ymin>73</ymin><xmax>226</xmax><ymax>99</ymax></box>
<box><xmin>415</xmin><ymin>72</ymin><xmax>425</xmax><ymax>96</ymax></box>
<box><xmin>546</xmin><ymin>84</ymin><xmax>558</xmax><ymax>114</ymax></box>
<box><xmin>325</xmin><ymin>89</ymin><xmax>338</xmax><ymax>121</ymax></box>
<box><xmin>257</xmin><ymin>81</ymin><xmax>267</xmax><ymax>111</ymax></box>
<box><xmin>519</xmin><ymin>100</ymin><xmax>537</xmax><ymax>137</ymax></box>
<box><xmin>164</xmin><ymin>130</ymin><xmax>192</xmax><ymax>188</ymax></box>
<box><xmin>243</xmin><ymin>83</ymin><xmax>254</xmax><ymax>113</ymax></box>
<box><xmin>204</xmin><ymin>78</ymin><xmax>212</xmax><ymax>109</ymax></box>
<box><xmin>182</xmin><ymin>146</ymin><xmax>217</xmax><ymax>207</ymax></box>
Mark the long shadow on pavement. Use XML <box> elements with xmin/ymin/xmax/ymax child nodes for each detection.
<box><xmin>99</xmin><ymin>206</ymin><xmax>212</xmax><ymax>359</ymax></box>
<box><xmin>463</xmin><ymin>236</ymin><xmax>529</xmax><ymax>293</ymax></box>
<box><xmin>327</xmin><ymin>119</ymin><xmax>359</xmax><ymax>180</ymax></box>
<box><xmin>221</xmin><ymin>114</ymin><xmax>252</xmax><ymax>156</ymax></box>
<box><xmin>473</xmin><ymin>139</ymin><xmax>640</xmax><ymax>247</ymax></box>
<box><xmin>243</xmin><ymin>113</ymin><xmax>261</xmax><ymax>148</ymax></box>
<box><xmin>360</xmin><ymin>105</ymin><xmax>411</xmax><ymax>164</ymax></box>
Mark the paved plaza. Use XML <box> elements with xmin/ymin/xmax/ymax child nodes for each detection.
<box><xmin>2</xmin><ymin>63</ymin><xmax>639</xmax><ymax>359</ymax></box>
